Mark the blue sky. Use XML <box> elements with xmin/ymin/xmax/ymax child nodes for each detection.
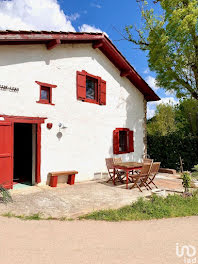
<box><xmin>0</xmin><ymin>0</ymin><xmax>178</xmax><ymax>117</ymax></box>
<box><xmin>60</xmin><ymin>0</ymin><xmax>178</xmax><ymax>117</ymax></box>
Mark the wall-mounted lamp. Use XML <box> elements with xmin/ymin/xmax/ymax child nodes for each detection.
<box><xmin>47</xmin><ymin>123</ymin><xmax>53</xmax><ymax>129</ymax></box>
<box><xmin>58</xmin><ymin>122</ymin><xmax>67</xmax><ymax>129</ymax></box>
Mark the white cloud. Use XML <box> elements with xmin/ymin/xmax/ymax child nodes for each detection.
<box><xmin>91</xmin><ymin>3</ymin><xmax>102</xmax><ymax>8</ymax></box>
<box><xmin>78</xmin><ymin>24</ymin><xmax>108</xmax><ymax>37</ymax></box>
<box><xmin>0</xmin><ymin>0</ymin><xmax>76</xmax><ymax>31</ymax></box>
<box><xmin>143</xmin><ymin>68</ymin><xmax>150</xmax><ymax>74</ymax></box>
<box><xmin>145</xmin><ymin>76</ymin><xmax>159</xmax><ymax>91</ymax></box>
<box><xmin>147</xmin><ymin>107</ymin><xmax>156</xmax><ymax>119</ymax></box>
<box><xmin>79</xmin><ymin>24</ymin><xmax>103</xmax><ymax>33</ymax></box>
<box><xmin>66</xmin><ymin>13</ymin><xmax>80</xmax><ymax>22</ymax></box>
<box><xmin>0</xmin><ymin>0</ymin><xmax>108</xmax><ymax>36</ymax></box>
<box><xmin>147</xmin><ymin>96</ymin><xmax>179</xmax><ymax>119</ymax></box>
<box><xmin>156</xmin><ymin>96</ymin><xmax>179</xmax><ymax>106</ymax></box>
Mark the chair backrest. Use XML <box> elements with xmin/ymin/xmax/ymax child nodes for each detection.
<box><xmin>140</xmin><ymin>163</ymin><xmax>152</xmax><ymax>177</ymax></box>
<box><xmin>105</xmin><ymin>158</ymin><xmax>114</xmax><ymax>171</ymax></box>
<box><xmin>143</xmin><ymin>158</ymin><xmax>153</xmax><ymax>164</ymax></box>
<box><xmin>113</xmin><ymin>157</ymin><xmax>122</xmax><ymax>164</ymax></box>
<box><xmin>149</xmin><ymin>162</ymin><xmax>161</xmax><ymax>176</ymax></box>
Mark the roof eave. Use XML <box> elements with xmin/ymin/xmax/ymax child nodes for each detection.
<box><xmin>0</xmin><ymin>31</ymin><xmax>160</xmax><ymax>102</ymax></box>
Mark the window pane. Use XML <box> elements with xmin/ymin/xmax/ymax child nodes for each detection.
<box><xmin>119</xmin><ymin>131</ymin><xmax>127</xmax><ymax>152</ymax></box>
<box><xmin>86</xmin><ymin>77</ymin><xmax>97</xmax><ymax>100</ymax></box>
<box><xmin>41</xmin><ymin>86</ymin><xmax>50</xmax><ymax>101</ymax></box>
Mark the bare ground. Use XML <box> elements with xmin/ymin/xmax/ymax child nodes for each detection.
<box><xmin>0</xmin><ymin>216</ymin><xmax>197</xmax><ymax>264</ymax></box>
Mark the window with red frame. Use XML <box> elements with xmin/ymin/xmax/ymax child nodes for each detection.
<box><xmin>76</xmin><ymin>70</ymin><xmax>106</xmax><ymax>105</ymax></box>
<box><xmin>36</xmin><ymin>81</ymin><xmax>57</xmax><ymax>105</ymax></box>
<box><xmin>113</xmin><ymin>128</ymin><xmax>134</xmax><ymax>154</ymax></box>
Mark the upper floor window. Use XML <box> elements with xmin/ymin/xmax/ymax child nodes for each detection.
<box><xmin>77</xmin><ymin>70</ymin><xmax>106</xmax><ymax>105</ymax></box>
<box><xmin>86</xmin><ymin>76</ymin><xmax>98</xmax><ymax>101</ymax></box>
<box><xmin>36</xmin><ymin>81</ymin><xmax>57</xmax><ymax>105</ymax></box>
<box><xmin>113</xmin><ymin>128</ymin><xmax>134</xmax><ymax>154</ymax></box>
<box><xmin>40</xmin><ymin>86</ymin><xmax>50</xmax><ymax>103</ymax></box>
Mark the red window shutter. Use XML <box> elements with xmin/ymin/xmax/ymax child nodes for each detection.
<box><xmin>128</xmin><ymin>130</ymin><xmax>134</xmax><ymax>152</ymax></box>
<box><xmin>99</xmin><ymin>79</ymin><xmax>106</xmax><ymax>105</ymax></box>
<box><xmin>77</xmin><ymin>71</ymin><xmax>86</xmax><ymax>100</ymax></box>
<box><xmin>113</xmin><ymin>129</ymin><xmax>119</xmax><ymax>154</ymax></box>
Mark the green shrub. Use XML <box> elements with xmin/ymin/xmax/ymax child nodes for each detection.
<box><xmin>147</xmin><ymin>133</ymin><xmax>198</xmax><ymax>171</ymax></box>
<box><xmin>181</xmin><ymin>172</ymin><xmax>192</xmax><ymax>193</ymax></box>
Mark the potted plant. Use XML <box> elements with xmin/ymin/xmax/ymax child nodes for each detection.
<box><xmin>181</xmin><ymin>171</ymin><xmax>192</xmax><ymax>197</ymax></box>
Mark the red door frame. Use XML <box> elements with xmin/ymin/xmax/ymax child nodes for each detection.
<box><xmin>0</xmin><ymin>115</ymin><xmax>46</xmax><ymax>186</ymax></box>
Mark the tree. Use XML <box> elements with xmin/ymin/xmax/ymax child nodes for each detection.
<box><xmin>125</xmin><ymin>0</ymin><xmax>198</xmax><ymax>100</ymax></box>
<box><xmin>147</xmin><ymin>103</ymin><xmax>177</xmax><ymax>135</ymax></box>
<box><xmin>175</xmin><ymin>98</ymin><xmax>198</xmax><ymax>136</ymax></box>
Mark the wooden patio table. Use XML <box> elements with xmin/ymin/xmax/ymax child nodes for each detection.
<box><xmin>113</xmin><ymin>162</ymin><xmax>143</xmax><ymax>189</ymax></box>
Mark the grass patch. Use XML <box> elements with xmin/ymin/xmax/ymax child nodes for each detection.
<box><xmin>1</xmin><ymin>213</ymin><xmax>74</xmax><ymax>221</ymax></box>
<box><xmin>2</xmin><ymin>213</ymin><xmax>43</xmax><ymax>220</ymax></box>
<box><xmin>79</xmin><ymin>192</ymin><xmax>198</xmax><ymax>221</ymax></box>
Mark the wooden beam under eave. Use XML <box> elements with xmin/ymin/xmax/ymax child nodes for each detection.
<box><xmin>92</xmin><ymin>40</ymin><xmax>104</xmax><ymax>49</ymax></box>
<box><xmin>46</xmin><ymin>39</ymin><xmax>61</xmax><ymax>50</ymax></box>
<box><xmin>120</xmin><ymin>70</ymin><xmax>131</xmax><ymax>77</ymax></box>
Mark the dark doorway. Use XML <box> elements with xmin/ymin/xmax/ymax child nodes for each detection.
<box><xmin>14</xmin><ymin>123</ymin><xmax>34</xmax><ymax>185</ymax></box>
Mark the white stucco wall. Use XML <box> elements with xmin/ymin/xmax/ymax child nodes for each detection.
<box><xmin>0</xmin><ymin>43</ymin><xmax>145</xmax><ymax>183</ymax></box>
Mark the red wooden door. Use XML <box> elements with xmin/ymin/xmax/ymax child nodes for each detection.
<box><xmin>0</xmin><ymin>121</ymin><xmax>13</xmax><ymax>189</ymax></box>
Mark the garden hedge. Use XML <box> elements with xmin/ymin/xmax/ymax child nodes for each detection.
<box><xmin>147</xmin><ymin>133</ymin><xmax>198</xmax><ymax>171</ymax></box>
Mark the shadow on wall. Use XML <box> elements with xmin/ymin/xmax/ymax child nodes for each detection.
<box><xmin>0</xmin><ymin>43</ymin><xmax>116</xmax><ymax>67</ymax></box>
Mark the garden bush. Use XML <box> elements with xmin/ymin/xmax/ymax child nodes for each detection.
<box><xmin>147</xmin><ymin>133</ymin><xmax>198</xmax><ymax>171</ymax></box>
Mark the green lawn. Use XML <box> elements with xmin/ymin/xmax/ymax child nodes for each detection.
<box><xmin>79</xmin><ymin>191</ymin><xmax>198</xmax><ymax>221</ymax></box>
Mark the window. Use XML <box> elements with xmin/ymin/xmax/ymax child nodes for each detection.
<box><xmin>113</xmin><ymin>128</ymin><xmax>134</xmax><ymax>154</ymax></box>
<box><xmin>36</xmin><ymin>81</ymin><xmax>57</xmax><ymax>105</ymax></box>
<box><xmin>40</xmin><ymin>86</ymin><xmax>50</xmax><ymax>102</ymax></box>
<box><xmin>77</xmin><ymin>70</ymin><xmax>106</xmax><ymax>105</ymax></box>
<box><xmin>119</xmin><ymin>130</ymin><xmax>128</xmax><ymax>152</ymax></box>
<box><xmin>86</xmin><ymin>76</ymin><xmax>98</xmax><ymax>101</ymax></box>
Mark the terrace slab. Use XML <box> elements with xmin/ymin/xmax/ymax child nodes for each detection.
<box><xmin>0</xmin><ymin>173</ymin><xmax>184</xmax><ymax>218</ymax></box>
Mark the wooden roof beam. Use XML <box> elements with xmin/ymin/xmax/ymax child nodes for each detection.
<box><xmin>92</xmin><ymin>40</ymin><xmax>104</xmax><ymax>49</ymax></box>
<box><xmin>120</xmin><ymin>70</ymin><xmax>131</xmax><ymax>77</ymax></box>
<box><xmin>46</xmin><ymin>39</ymin><xmax>61</xmax><ymax>50</ymax></box>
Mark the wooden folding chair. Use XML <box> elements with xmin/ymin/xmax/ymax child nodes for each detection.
<box><xmin>106</xmin><ymin>158</ymin><xmax>125</xmax><ymax>184</ymax></box>
<box><xmin>130</xmin><ymin>163</ymin><xmax>151</xmax><ymax>192</ymax></box>
<box><xmin>113</xmin><ymin>157</ymin><xmax>126</xmax><ymax>183</ymax></box>
<box><xmin>113</xmin><ymin>157</ymin><xmax>122</xmax><ymax>164</ymax></box>
<box><xmin>147</xmin><ymin>162</ymin><xmax>161</xmax><ymax>189</ymax></box>
<box><xmin>143</xmin><ymin>158</ymin><xmax>153</xmax><ymax>164</ymax></box>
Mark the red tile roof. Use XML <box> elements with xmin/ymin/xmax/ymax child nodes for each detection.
<box><xmin>0</xmin><ymin>31</ymin><xmax>160</xmax><ymax>101</ymax></box>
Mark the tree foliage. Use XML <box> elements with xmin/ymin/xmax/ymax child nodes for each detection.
<box><xmin>147</xmin><ymin>98</ymin><xmax>198</xmax><ymax>136</ymax></box>
<box><xmin>147</xmin><ymin>99</ymin><xmax>198</xmax><ymax>170</ymax></box>
<box><xmin>125</xmin><ymin>0</ymin><xmax>198</xmax><ymax>100</ymax></box>
<box><xmin>147</xmin><ymin>104</ymin><xmax>177</xmax><ymax>135</ymax></box>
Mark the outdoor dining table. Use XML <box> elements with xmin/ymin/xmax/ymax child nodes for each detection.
<box><xmin>113</xmin><ymin>162</ymin><xmax>143</xmax><ymax>189</ymax></box>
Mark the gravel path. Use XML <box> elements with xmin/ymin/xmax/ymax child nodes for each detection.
<box><xmin>0</xmin><ymin>216</ymin><xmax>197</xmax><ymax>264</ymax></box>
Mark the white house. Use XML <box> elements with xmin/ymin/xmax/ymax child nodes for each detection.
<box><xmin>0</xmin><ymin>31</ymin><xmax>159</xmax><ymax>188</ymax></box>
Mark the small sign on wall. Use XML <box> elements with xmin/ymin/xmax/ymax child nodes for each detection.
<box><xmin>0</xmin><ymin>85</ymin><xmax>19</xmax><ymax>93</ymax></box>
